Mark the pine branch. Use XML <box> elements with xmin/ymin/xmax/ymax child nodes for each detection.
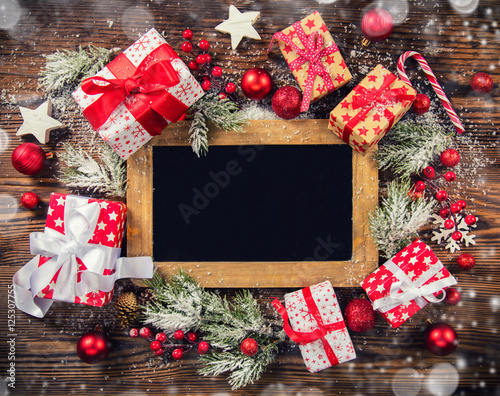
<box><xmin>57</xmin><ymin>142</ymin><xmax>127</xmax><ymax>198</ymax></box>
<box><xmin>369</xmin><ymin>178</ymin><xmax>436</xmax><ymax>258</ymax></box>
<box><xmin>373</xmin><ymin>120</ymin><xmax>451</xmax><ymax>177</ymax></box>
<box><xmin>188</xmin><ymin>111</ymin><xmax>209</xmax><ymax>157</ymax></box>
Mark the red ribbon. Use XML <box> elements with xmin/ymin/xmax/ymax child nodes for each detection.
<box><xmin>272</xmin><ymin>287</ymin><xmax>345</xmax><ymax>367</ymax></box>
<box><xmin>80</xmin><ymin>44</ymin><xmax>189</xmax><ymax>136</ymax></box>
<box><xmin>269</xmin><ymin>21</ymin><xmax>339</xmax><ymax>112</ymax></box>
<box><xmin>341</xmin><ymin>73</ymin><xmax>415</xmax><ymax>145</ymax></box>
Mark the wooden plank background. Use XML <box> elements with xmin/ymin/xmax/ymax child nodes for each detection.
<box><xmin>0</xmin><ymin>0</ymin><xmax>499</xmax><ymax>395</ymax></box>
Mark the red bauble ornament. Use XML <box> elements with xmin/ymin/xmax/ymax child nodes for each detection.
<box><xmin>271</xmin><ymin>86</ymin><xmax>303</xmax><ymax>119</ymax></box>
<box><xmin>11</xmin><ymin>143</ymin><xmax>46</xmax><ymax>176</ymax></box>
<box><xmin>241</xmin><ymin>338</ymin><xmax>259</xmax><ymax>356</ymax></box>
<box><xmin>197</xmin><ymin>341</ymin><xmax>210</xmax><ymax>354</ymax></box>
<box><xmin>344</xmin><ymin>298</ymin><xmax>376</xmax><ymax>333</ymax></box>
<box><xmin>457</xmin><ymin>253</ymin><xmax>475</xmax><ymax>270</ymax></box>
<box><xmin>412</xmin><ymin>93</ymin><xmax>431</xmax><ymax>115</ymax></box>
<box><xmin>444</xmin><ymin>288</ymin><xmax>461</xmax><ymax>306</ymax></box>
<box><xmin>21</xmin><ymin>191</ymin><xmax>40</xmax><ymax>209</ymax></box>
<box><xmin>241</xmin><ymin>68</ymin><xmax>273</xmax><ymax>100</ymax></box>
<box><xmin>424</xmin><ymin>322</ymin><xmax>459</xmax><ymax>356</ymax></box>
<box><xmin>471</xmin><ymin>72</ymin><xmax>493</xmax><ymax>94</ymax></box>
<box><xmin>440</xmin><ymin>148</ymin><xmax>460</xmax><ymax>168</ymax></box>
<box><xmin>77</xmin><ymin>328</ymin><xmax>112</xmax><ymax>364</ymax></box>
<box><xmin>361</xmin><ymin>8</ymin><xmax>394</xmax><ymax>44</ymax></box>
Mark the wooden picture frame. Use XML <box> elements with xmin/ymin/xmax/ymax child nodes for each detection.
<box><xmin>127</xmin><ymin>119</ymin><xmax>378</xmax><ymax>288</ymax></box>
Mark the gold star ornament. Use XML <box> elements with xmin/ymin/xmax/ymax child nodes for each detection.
<box><xmin>215</xmin><ymin>5</ymin><xmax>261</xmax><ymax>50</ymax></box>
<box><xmin>16</xmin><ymin>100</ymin><xmax>64</xmax><ymax>144</ymax></box>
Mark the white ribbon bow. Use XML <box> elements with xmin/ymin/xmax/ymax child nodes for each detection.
<box><xmin>13</xmin><ymin>195</ymin><xmax>153</xmax><ymax>318</ymax></box>
<box><xmin>372</xmin><ymin>258</ymin><xmax>457</xmax><ymax>313</ymax></box>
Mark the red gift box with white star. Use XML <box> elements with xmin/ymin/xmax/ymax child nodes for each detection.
<box><xmin>272</xmin><ymin>281</ymin><xmax>356</xmax><ymax>373</ymax></box>
<box><xmin>73</xmin><ymin>28</ymin><xmax>204</xmax><ymax>160</ymax></box>
<box><xmin>328</xmin><ymin>64</ymin><xmax>416</xmax><ymax>155</ymax></box>
<box><xmin>271</xmin><ymin>11</ymin><xmax>352</xmax><ymax>111</ymax></box>
<box><xmin>361</xmin><ymin>239</ymin><xmax>457</xmax><ymax>329</ymax></box>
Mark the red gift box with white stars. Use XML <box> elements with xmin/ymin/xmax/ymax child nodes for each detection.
<box><xmin>272</xmin><ymin>11</ymin><xmax>352</xmax><ymax>110</ymax></box>
<box><xmin>328</xmin><ymin>64</ymin><xmax>416</xmax><ymax>155</ymax></box>
<box><xmin>274</xmin><ymin>281</ymin><xmax>356</xmax><ymax>373</ymax></box>
<box><xmin>73</xmin><ymin>28</ymin><xmax>204</xmax><ymax>160</ymax></box>
<box><xmin>35</xmin><ymin>193</ymin><xmax>126</xmax><ymax>307</ymax></box>
<box><xmin>361</xmin><ymin>239</ymin><xmax>457</xmax><ymax>329</ymax></box>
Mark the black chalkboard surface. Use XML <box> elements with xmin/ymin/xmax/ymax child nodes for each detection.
<box><xmin>152</xmin><ymin>144</ymin><xmax>352</xmax><ymax>262</ymax></box>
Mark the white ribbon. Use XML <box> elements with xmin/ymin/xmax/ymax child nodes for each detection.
<box><xmin>12</xmin><ymin>195</ymin><xmax>153</xmax><ymax>318</ymax></box>
<box><xmin>372</xmin><ymin>258</ymin><xmax>457</xmax><ymax>313</ymax></box>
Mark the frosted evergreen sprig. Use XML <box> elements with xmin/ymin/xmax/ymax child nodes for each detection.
<box><xmin>188</xmin><ymin>111</ymin><xmax>209</xmax><ymax>158</ymax></box>
<box><xmin>57</xmin><ymin>142</ymin><xmax>127</xmax><ymax>198</ymax></box>
<box><xmin>373</xmin><ymin>120</ymin><xmax>451</xmax><ymax>177</ymax></box>
<box><xmin>369</xmin><ymin>178</ymin><xmax>436</xmax><ymax>258</ymax></box>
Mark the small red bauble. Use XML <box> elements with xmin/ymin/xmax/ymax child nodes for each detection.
<box><xmin>450</xmin><ymin>203</ymin><xmax>461</xmax><ymax>214</ymax></box>
<box><xmin>139</xmin><ymin>327</ymin><xmax>152</xmax><ymax>339</ymax></box>
<box><xmin>451</xmin><ymin>231</ymin><xmax>462</xmax><ymax>241</ymax></box>
<box><xmin>154</xmin><ymin>348</ymin><xmax>164</xmax><ymax>356</ymax></box>
<box><xmin>182</xmin><ymin>29</ymin><xmax>193</xmax><ymax>40</ymax></box>
<box><xmin>444</xmin><ymin>171</ymin><xmax>456</xmax><ymax>182</ymax></box>
<box><xmin>196</xmin><ymin>54</ymin><xmax>206</xmax><ymax>64</ymax></box>
<box><xmin>424</xmin><ymin>322</ymin><xmax>458</xmax><ymax>356</ymax></box>
<box><xmin>439</xmin><ymin>208</ymin><xmax>451</xmax><ymax>219</ymax></box>
<box><xmin>241</xmin><ymin>68</ymin><xmax>273</xmax><ymax>101</ymax></box>
<box><xmin>197</xmin><ymin>341</ymin><xmax>210</xmax><ymax>354</ymax></box>
<box><xmin>444</xmin><ymin>288</ymin><xmax>461</xmax><ymax>306</ymax></box>
<box><xmin>201</xmin><ymin>80</ymin><xmax>211</xmax><ymax>91</ymax></box>
<box><xmin>465</xmin><ymin>214</ymin><xmax>477</xmax><ymax>226</ymax></box>
<box><xmin>344</xmin><ymin>298</ymin><xmax>376</xmax><ymax>333</ymax></box>
<box><xmin>471</xmin><ymin>72</ymin><xmax>493</xmax><ymax>94</ymax></box>
<box><xmin>457</xmin><ymin>253</ymin><xmax>475</xmax><ymax>269</ymax></box>
<box><xmin>129</xmin><ymin>328</ymin><xmax>139</xmax><ymax>338</ymax></box>
<box><xmin>412</xmin><ymin>93</ymin><xmax>431</xmax><ymax>115</ymax></box>
<box><xmin>173</xmin><ymin>329</ymin><xmax>185</xmax><ymax>340</ymax></box>
<box><xmin>423</xmin><ymin>166</ymin><xmax>435</xmax><ymax>178</ymax></box>
<box><xmin>444</xmin><ymin>219</ymin><xmax>455</xmax><ymax>230</ymax></box>
<box><xmin>211</xmin><ymin>66</ymin><xmax>223</xmax><ymax>78</ymax></box>
<box><xmin>435</xmin><ymin>190</ymin><xmax>447</xmax><ymax>201</ymax></box>
<box><xmin>440</xmin><ymin>148</ymin><xmax>460</xmax><ymax>168</ymax></box>
<box><xmin>225</xmin><ymin>82</ymin><xmax>236</xmax><ymax>94</ymax></box>
<box><xmin>150</xmin><ymin>341</ymin><xmax>162</xmax><ymax>351</ymax></box>
<box><xmin>241</xmin><ymin>338</ymin><xmax>259</xmax><ymax>356</ymax></box>
<box><xmin>181</xmin><ymin>41</ymin><xmax>193</xmax><ymax>53</ymax></box>
<box><xmin>271</xmin><ymin>85</ymin><xmax>303</xmax><ymax>120</ymax></box>
<box><xmin>457</xmin><ymin>200</ymin><xmax>467</xmax><ymax>210</ymax></box>
<box><xmin>21</xmin><ymin>191</ymin><xmax>40</xmax><ymax>209</ymax></box>
<box><xmin>198</xmin><ymin>39</ymin><xmax>210</xmax><ymax>51</ymax></box>
<box><xmin>155</xmin><ymin>332</ymin><xmax>167</xmax><ymax>343</ymax></box>
<box><xmin>361</xmin><ymin>8</ymin><xmax>394</xmax><ymax>42</ymax></box>
<box><xmin>188</xmin><ymin>61</ymin><xmax>198</xmax><ymax>71</ymax></box>
<box><xmin>414</xmin><ymin>181</ymin><xmax>426</xmax><ymax>192</ymax></box>
<box><xmin>186</xmin><ymin>332</ymin><xmax>197</xmax><ymax>342</ymax></box>
<box><xmin>77</xmin><ymin>329</ymin><xmax>112</xmax><ymax>364</ymax></box>
<box><xmin>172</xmin><ymin>348</ymin><xmax>184</xmax><ymax>360</ymax></box>
<box><xmin>11</xmin><ymin>142</ymin><xmax>46</xmax><ymax>176</ymax></box>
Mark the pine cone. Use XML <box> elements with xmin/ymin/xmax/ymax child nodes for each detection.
<box><xmin>115</xmin><ymin>292</ymin><xmax>139</xmax><ymax>328</ymax></box>
<box><xmin>137</xmin><ymin>288</ymin><xmax>156</xmax><ymax>306</ymax></box>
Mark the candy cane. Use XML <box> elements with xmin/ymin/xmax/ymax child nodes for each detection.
<box><xmin>397</xmin><ymin>51</ymin><xmax>465</xmax><ymax>134</ymax></box>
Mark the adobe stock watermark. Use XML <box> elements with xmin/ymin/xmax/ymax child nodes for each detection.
<box><xmin>178</xmin><ymin>145</ymin><xmax>265</xmax><ymax>225</ymax></box>
<box><xmin>6</xmin><ymin>284</ymin><xmax>16</xmax><ymax>389</ymax></box>
<box><xmin>304</xmin><ymin>235</ymin><xmax>342</xmax><ymax>261</ymax></box>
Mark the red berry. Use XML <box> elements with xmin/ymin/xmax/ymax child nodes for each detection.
<box><xmin>457</xmin><ymin>253</ymin><xmax>475</xmax><ymax>269</ymax></box>
<box><xmin>186</xmin><ymin>332</ymin><xmax>197</xmax><ymax>343</ymax></box>
<box><xmin>465</xmin><ymin>215</ymin><xmax>477</xmax><ymax>226</ymax></box>
<box><xmin>414</xmin><ymin>181</ymin><xmax>426</xmax><ymax>192</ymax></box>
<box><xmin>225</xmin><ymin>82</ymin><xmax>236</xmax><ymax>94</ymax></box>
<box><xmin>139</xmin><ymin>327</ymin><xmax>152</xmax><ymax>339</ymax></box>
<box><xmin>451</xmin><ymin>231</ymin><xmax>462</xmax><ymax>241</ymax></box>
<box><xmin>150</xmin><ymin>341</ymin><xmax>162</xmax><ymax>351</ymax></box>
<box><xmin>201</xmin><ymin>80</ymin><xmax>211</xmax><ymax>91</ymax></box>
<box><xmin>471</xmin><ymin>72</ymin><xmax>493</xmax><ymax>94</ymax></box>
<box><xmin>154</xmin><ymin>348</ymin><xmax>164</xmax><ymax>356</ymax></box>
<box><xmin>173</xmin><ymin>329</ymin><xmax>184</xmax><ymax>340</ymax></box>
<box><xmin>423</xmin><ymin>166</ymin><xmax>435</xmax><ymax>178</ymax></box>
<box><xmin>196</xmin><ymin>54</ymin><xmax>206</xmax><ymax>64</ymax></box>
<box><xmin>204</xmin><ymin>53</ymin><xmax>212</xmax><ymax>63</ymax></box>
<box><xmin>457</xmin><ymin>200</ymin><xmax>467</xmax><ymax>210</ymax></box>
<box><xmin>129</xmin><ymin>328</ymin><xmax>139</xmax><ymax>338</ymax></box>
<box><xmin>439</xmin><ymin>208</ymin><xmax>451</xmax><ymax>219</ymax></box>
<box><xmin>444</xmin><ymin>219</ymin><xmax>455</xmax><ymax>230</ymax></box>
<box><xmin>181</xmin><ymin>41</ymin><xmax>193</xmax><ymax>53</ymax></box>
<box><xmin>218</xmin><ymin>92</ymin><xmax>227</xmax><ymax>100</ymax></box>
<box><xmin>211</xmin><ymin>66</ymin><xmax>223</xmax><ymax>78</ymax></box>
<box><xmin>412</xmin><ymin>93</ymin><xmax>431</xmax><ymax>115</ymax></box>
<box><xmin>182</xmin><ymin>29</ymin><xmax>193</xmax><ymax>40</ymax></box>
<box><xmin>172</xmin><ymin>348</ymin><xmax>184</xmax><ymax>360</ymax></box>
<box><xmin>199</xmin><ymin>39</ymin><xmax>210</xmax><ymax>51</ymax></box>
<box><xmin>197</xmin><ymin>341</ymin><xmax>210</xmax><ymax>354</ymax></box>
<box><xmin>444</xmin><ymin>288</ymin><xmax>461</xmax><ymax>306</ymax></box>
<box><xmin>155</xmin><ymin>332</ymin><xmax>167</xmax><ymax>343</ymax></box>
<box><xmin>444</xmin><ymin>171</ymin><xmax>456</xmax><ymax>182</ymax></box>
<box><xmin>435</xmin><ymin>190</ymin><xmax>447</xmax><ymax>201</ymax></box>
<box><xmin>440</xmin><ymin>148</ymin><xmax>460</xmax><ymax>168</ymax></box>
<box><xmin>188</xmin><ymin>61</ymin><xmax>199</xmax><ymax>71</ymax></box>
<box><xmin>241</xmin><ymin>338</ymin><xmax>259</xmax><ymax>357</ymax></box>
<box><xmin>21</xmin><ymin>191</ymin><xmax>40</xmax><ymax>209</ymax></box>
<box><xmin>450</xmin><ymin>203</ymin><xmax>462</xmax><ymax>214</ymax></box>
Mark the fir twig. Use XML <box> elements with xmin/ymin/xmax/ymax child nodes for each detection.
<box><xmin>373</xmin><ymin>120</ymin><xmax>451</xmax><ymax>177</ymax></box>
<box><xmin>57</xmin><ymin>142</ymin><xmax>127</xmax><ymax>198</ymax></box>
<box><xmin>188</xmin><ymin>111</ymin><xmax>209</xmax><ymax>158</ymax></box>
<box><xmin>369</xmin><ymin>178</ymin><xmax>436</xmax><ymax>258</ymax></box>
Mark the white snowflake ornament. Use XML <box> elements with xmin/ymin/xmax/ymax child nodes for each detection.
<box><xmin>430</xmin><ymin>213</ymin><xmax>478</xmax><ymax>253</ymax></box>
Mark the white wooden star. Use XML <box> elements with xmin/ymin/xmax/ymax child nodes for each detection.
<box><xmin>215</xmin><ymin>5</ymin><xmax>261</xmax><ymax>50</ymax></box>
<box><xmin>16</xmin><ymin>101</ymin><xmax>64</xmax><ymax>144</ymax></box>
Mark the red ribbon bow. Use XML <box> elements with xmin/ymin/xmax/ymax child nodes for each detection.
<box><xmin>269</xmin><ymin>20</ymin><xmax>339</xmax><ymax>112</ymax></box>
<box><xmin>272</xmin><ymin>286</ymin><xmax>345</xmax><ymax>367</ymax></box>
<box><xmin>80</xmin><ymin>44</ymin><xmax>189</xmax><ymax>136</ymax></box>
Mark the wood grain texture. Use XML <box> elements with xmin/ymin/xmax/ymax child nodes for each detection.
<box><xmin>0</xmin><ymin>0</ymin><xmax>499</xmax><ymax>395</ymax></box>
